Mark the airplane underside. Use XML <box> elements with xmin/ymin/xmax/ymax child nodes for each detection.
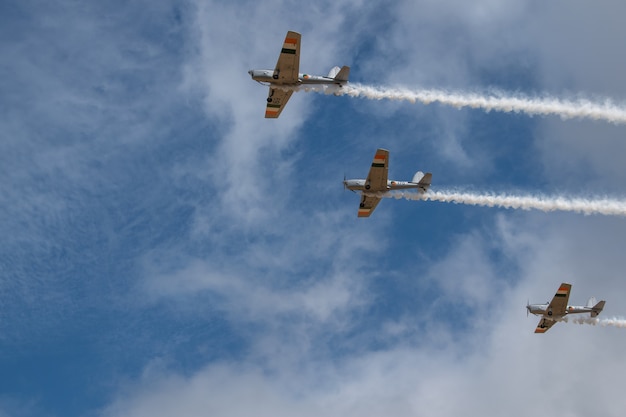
<box><xmin>528</xmin><ymin>283</ymin><xmax>606</xmax><ymax>333</ymax></box>
<box><xmin>249</xmin><ymin>32</ymin><xmax>349</xmax><ymax>118</ymax></box>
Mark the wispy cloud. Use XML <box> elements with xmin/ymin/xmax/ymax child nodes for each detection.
<box><xmin>4</xmin><ymin>1</ymin><xmax>626</xmax><ymax>417</ymax></box>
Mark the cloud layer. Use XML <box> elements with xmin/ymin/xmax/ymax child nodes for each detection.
<box><xmin>2</xmin><ymin>1</ymin><xmax>626</xmax><ymax>416</ymax></box>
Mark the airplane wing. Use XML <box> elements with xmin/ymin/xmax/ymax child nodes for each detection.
<box><xmin>535</xmin><ymin>317</ymin><xmax>558</xmax><ymax>334</ymax></box>
<box><xmin>265</xmin><ymin>87</ymin><xmax>293</xmax><ymax>118</ymax></box>
<box><xmin>358</xmin><ymin>194</ymin><xmax>382</xmax><ymax>218</ymax></box>
<box><xmin>365</xmin><ymin>149</ymin><xmax>389</xmax><ymax>192</ymax></box>
<box><xmin>273</xmin><ymin>31</ymin><xmax>300</xmax><ymax>84</ymax></box>
<box><xmin>546</xmin><ymin>283</ymin><xmax>572</xmax><ymax>316</ymax></box>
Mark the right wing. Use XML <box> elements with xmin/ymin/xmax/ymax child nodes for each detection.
<box><xmin>365</xmin><ymin>149</ymin><xmax>389</xmax><ymax>192</ymax></box>
<box><xmin>265</xmin><ymin>87</ymin><xmax>293</xmax><ymax>118</ymax></box>
<box><xmin>534</xmin><ymin>317</ymin><xmax>557</xmax><ymax>334</ymax></box>
<box><xmin>358</xmin><ymin>194</ymin><xmax>382</xmax><ymax>218</ymax></box>
<box><xmin>547</xmin><ymin>283</ymin><xmax>572</xmax><ymax>316</ymax></box>
<box><xmin>272</xmin><ymin>31</ymin><xmax>300</xmax><ymax>84</ymax></box>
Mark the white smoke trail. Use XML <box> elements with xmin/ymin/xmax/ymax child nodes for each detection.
<box><xmin>563</xmin><ymin>316</ymin><xmax>626</xmax><ymax>328</ymax></box>
<box><xmin>299</xmin><ymin>84</ymin><xmax>626</xmax><ymax>124</ymax></box>
<box><xmin>376</xmin><ymin>190</ymin><xmax>626</xmax><ymax>217</ymax></box>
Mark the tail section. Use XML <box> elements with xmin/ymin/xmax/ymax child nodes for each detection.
<box><xmin>328</xmin><ymin>66</ymin><xmax>350</xmax><ymax>83</ymax></box>
<box><xmin>413</xmin><ymin>172</ymin><xmax>432</xmax><ymax>193</ymax></box>
<box><xmin>411</xmin><ymin>171</ymin><xmax>424</xmax><ymax>184</ymax></box>
<box><xmin>586</xmin><ymin>297</ymin><xmax>597</xmax><ymax>308</ymax></box>
<box><xmin>591</xmin><ymin>300</ymin><xmax>606</xmax><ymax>317</ymax></box>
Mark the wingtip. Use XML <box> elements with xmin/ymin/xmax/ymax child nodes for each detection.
<box><xmin>357</xmin><ymin>209</ymin><xmax>371</xmax><ymax>217</ymax></box>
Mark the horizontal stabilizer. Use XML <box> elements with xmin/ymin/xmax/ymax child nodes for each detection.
<box><xmin>417</xmin><ymin>172</ymin><xmax>432</xmax><ymax>193</ymax></box>
<box><xmin>591</xmin><ymin>300</ymin><xmax>606</xmax><ymax>317</ymax></box>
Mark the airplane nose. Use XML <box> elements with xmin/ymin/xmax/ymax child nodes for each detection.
<box><xmin>248</xmin><ymin>70</ymin><xmax>253</xmax><ymax>76</ymax></box>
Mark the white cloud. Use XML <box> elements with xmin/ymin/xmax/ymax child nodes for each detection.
<box><xmin>178</xmin><ymin>0</ymin><xmax>370</xmax><ymax>225</ymax></box>
<box><xmin>4</xmin><ymin>1</ymin><xmax>626</xmax><ymax>416</ymax></box>
<box><xmin>105</xmin><ymin>213</ymin><xmax>626</xmax><ymax>417</ymax></box>
<box><xmin>104</xmin><ymin>3</ymin><xmax>626</xmax><ymax>417</ymax></box>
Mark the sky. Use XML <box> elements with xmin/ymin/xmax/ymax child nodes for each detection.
<box><xmin>2</xmin><ymin>0</ymin><xmax>626</xmax><ymax>416</ymax></box>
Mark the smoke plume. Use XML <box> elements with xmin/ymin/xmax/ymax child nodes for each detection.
<box><xmin>376</xmin><ymin>190</ymin><xmax>626</xmax><ymax>217</ymax></box>
<box><xmin>563</xmin><ymin>316</ymin><xmax>626</xmax><ymax>328</ymax></box>
<box><xmin>301</xmin><ymin>84</ymin><xmax>626</xmax><ymax>124</ymax></box>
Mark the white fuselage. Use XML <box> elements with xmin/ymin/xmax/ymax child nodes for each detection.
<box><xmin>343</xmin><ymin>179</ymin><xmax>422</xmax><ymax>192</ymax></box>
<box><xmin>248</xmin><ymin>69</ymin><xmax>344</xmax><ymax>85</ymax></box>
<box><xmin>527</xmin><ymin>303</ymin><xmax>596</xmax><ymax>318</ymax></box>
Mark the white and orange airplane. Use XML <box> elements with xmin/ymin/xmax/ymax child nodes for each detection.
<box><xmin>248</xmin><ymin>31</ymin><xmax>350</xmax><ymax>118</ymax></box>
<box><xmin>527</xmin><ymin>283</ymin><xmax>606</xmax><ymax>333</ymax></box>
<box><xmin>343</xmin><ymin>148</ymin><xmax>432</xmax><ymax>218</ymax></box>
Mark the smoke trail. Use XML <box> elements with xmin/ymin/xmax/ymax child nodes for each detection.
<box><xmin>563</xmin><ymin>316</ymin><xmax>626</xmax><ymax>328</ymax></box>
<box><xmin>375</xmin><ymin>190</ymin><xmax>626</xmax><ymax>217</ymax></box>
<box><xmin>300</xmin><ymin>84</ymin><xmax>626</xmax><ymax>124</ymax></box>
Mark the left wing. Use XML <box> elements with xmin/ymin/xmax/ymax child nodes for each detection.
<box><xmin>535</xmin><ymin>317</ymin><xmax>557</xmax><ymax>334</ymax></box>
<box><xmin>265</xmin><ymin>88</ymin><xmax>293</xmax><ymax>118</ymax></box>
<box><xmin>272</xmin><ymin>31</ymin><xmax>300</xmax><ymax>84</ymax></box>
<box><xmin>365</xmin><ymin>149</ymin><xmax>389</xmax><ymax>192</ymax></box>
<box><xmin>358</xmin><ymin>194</ymin><xmax>382</xmax><ymax>218</ymax></box>
<box><xmin>547</xmin><ymin>283</ymin><xmax>572</xmax><ymax>316</ymax></box>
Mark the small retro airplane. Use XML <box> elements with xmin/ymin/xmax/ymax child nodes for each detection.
<box><xmin>527</xmin><ymin>283</ymin><xmax>606</xmax><ymax>334</ymax></box>
<box><xmin>343</xmin><ymin>148</ymin><xmax>432</xmax><ymax>218</ymax></box>
<box><xmin>248</xmin><ymin>30</ymin><xmax>350</xmax><ymax>118</ymax></box>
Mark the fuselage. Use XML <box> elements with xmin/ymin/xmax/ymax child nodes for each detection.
<box><xmin>248</xmin><ymin>69</ymin><xmax>345</xmax><ymax>85</ymax></box>
<box><xmin>343</xmin><ymin>179</ymin><xmax>422</xmax><ymax>192</ymax></box>
<box><xmin>527</xmin><ymin>303</ymin><xmax>596</xmax><ymax>317</ymax></box>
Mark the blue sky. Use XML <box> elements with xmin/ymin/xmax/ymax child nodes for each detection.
<box><xmin>2</xmin><ymin>1</ymin><xmax>626</xmax><ymax>416</ymax></box>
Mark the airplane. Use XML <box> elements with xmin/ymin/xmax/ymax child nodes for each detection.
<box><xmin>248</xmin><ymin>30</ymin><xmax>350</xmax><ymax>118</ymax></box>
<box><xmin>527</xmin><ymin>283</ymin><xmax>606</xmax><ymax>334</ymax></box>
<box><xmin>343</xmin><ymin>148</ymin><xmax>432</xmax><ymax>218</ymax></box>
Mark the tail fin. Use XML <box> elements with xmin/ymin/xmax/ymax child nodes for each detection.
<box><xmin>329</xmin><ymin>66</ymin><xmax>350</xmax><ymax>83</ymax></box>
<box><xmin>416</xmin><ymin>172</ymin><xmax>432</xmax><ymax>193</ymax></box>
<box><xmin>591</xmin><ymin>300</ymin><xmax>606</xmax><ymax>317</ymax></box>
<box><xmin>586</xmin><ymin>297</ymin><xmax>597</xmax><ymax>308</ymax></box>
<box><xmin>411</xmin><ymin>171</ymin><xmax>424</xmax><ymax>184</ymax></box>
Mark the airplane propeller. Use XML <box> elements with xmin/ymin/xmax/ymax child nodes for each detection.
<box><xmin>343</xmin><ymin>173</ymin><xmax>346</xmax><ymax>190</ymax></box>
<box><xmin>526</xmin><ymin>299</ymin><xmax>530</xmax><ymax>317</ymax></box>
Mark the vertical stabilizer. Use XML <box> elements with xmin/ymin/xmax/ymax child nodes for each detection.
<box><xmin>586</xmin><ymin>297</ymin><xmax>597</xmax><ymax>308</ymax></box>
<box><xmin>332</xmin><ymin>66</ymin><xmax>350</xmax><ymax>82</ymax></box>
<box><xmin>411</xmin><ymin>171</ymin><xmax>424</xmax><ymax>183</ymax></box>
<box><xmin>327</xmin><ymin>66</ymin><xmax>340</xmax><ymax>78</ymax></box>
